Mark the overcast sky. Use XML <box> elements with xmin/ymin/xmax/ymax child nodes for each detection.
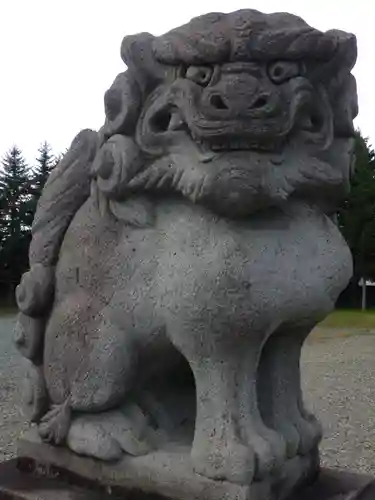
<box><xmin>0</xmin><ymin>0</ymin><xmax>372</xmax><ymax>162</ymax></box>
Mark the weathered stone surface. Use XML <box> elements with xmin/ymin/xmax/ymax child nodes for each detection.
<box><xmin>0</xmin><ymin>459</ymin><xmax>112</xmax><ymax>500</ymax></box>
<box><xmin>14</xmin><ymin>8</ymin><xmax>358</xmax><ymax>500</ymax></box>
<box><xmin>290</xmin><ymin>469</ymin><xmax>375</xmax><ymax>500</ymax></box>
<box><xmin>18</xmin><ymin>428</ymin><xmax>318</xmax><ymax>500</ymax></box>
<box><xmin>4</xmin><ymin>446</ymin><xmax>375</xmax><ymax>500</ymax></box>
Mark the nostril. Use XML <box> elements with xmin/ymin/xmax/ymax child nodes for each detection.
<box><xmin>210</xmin><ymin>94</ymin><xmax>228</xmax><ymax>110</ymax></box>
<box><xmin>251</xmin><ymin>95</ymin><xmax>268</xmax><ymax>109</ymax></box>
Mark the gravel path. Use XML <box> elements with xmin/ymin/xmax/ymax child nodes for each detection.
<box><xmin>303</xmin><ymin>332</ymin><xmax>375</xmax><ymax>474</ymax></box>
<box><xmin>0</xmin><ymin>315</ymin><xmax>375</xmax><ymax>475</ymax></box>
<box><xmin>0</xmin><ymin>315</ymin><xmax>29</xmax><ymax>461</ymax></box>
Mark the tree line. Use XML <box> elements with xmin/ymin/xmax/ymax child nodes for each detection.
<box><xmin>338</xmin><ymin>132</ymin><xmax>375</xmax><ymax>308</ymax></box>
<box><xmin>0</xmin><ymin>132</ymin><xmax>375</xmax><ymax>307</ymax></box>
<box><xmin>0</xmin><ymin>143</ymin><xmax>59</xmax><ymax>303</ymax></box>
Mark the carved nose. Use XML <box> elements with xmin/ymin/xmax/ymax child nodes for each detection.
<box><xmin>204</xmin><ymin>72</ymin><xmax>268</xmax><ymax>114</ymax></box>
<box><xmin>208</xmin><ymin>92</ymin><xmax>270</xmax><ymax>112</ymax></box>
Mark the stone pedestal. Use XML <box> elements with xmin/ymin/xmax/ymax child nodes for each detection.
<box><xmin>7</xmin><ymin>429</ymin><xmax>373</xmax><ymax>500</ymax></box>
<box><xmin>16</xmin><ymin>429</ymin><xmax>318</xmax><ymax>500</ymax></box>
<box><xmin>0</xmin><ymin>453</ymin><xmax>374</xmax><ymax>500</ymax></box>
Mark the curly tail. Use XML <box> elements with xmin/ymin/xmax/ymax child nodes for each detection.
<box><xmin>14</xmin><ymin>129</ymin><xmax>99</xmax><ymax>422</ymax></box>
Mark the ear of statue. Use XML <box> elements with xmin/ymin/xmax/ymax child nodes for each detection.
<box><xmin>310</xmin><ymin>31</ymin><xmax>357</xmax><ymax>85</ymax></box>
<box><xmin>91</xmin><ymin>134</ymin><xmax>144</xmax><ymax>200</ymax></box>
<box><xmin>102</xmin><ymin>72</ymin><xmax>142</xmax><ymax>140</ymax></box>
<box><xmin>331</xmin><ymin>74</ymin><xmax>358</xmax><ymax>138</ymax></box>
<box><xmin>328</xmin><ymin>30</ymin><xmax>357</xmax><ymax>72</ymax></box>
<box><xmin>121</xmin><ymin>33</ymin><xmax>166</xmax><ymax>94</ymax></box>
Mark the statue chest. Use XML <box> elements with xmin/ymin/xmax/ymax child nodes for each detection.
<box><xmin>156</xmin><ymin>201</ymin><xmax>352</xmax><ymax>324</ymax></box>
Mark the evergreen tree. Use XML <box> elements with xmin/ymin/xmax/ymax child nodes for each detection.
<box><xmin>339</xmin><ymin>132</ymin><xmax>375</xmax><ymax>278</ymax></box>
<box><xmin>26</xmin><ymin>141</ymin><xmax>58</xmax><ymax>226</ymax></box>
<box><xmin>338</xmin><ymin>131</ymin><xmax>375</xmax><ymax>308</ymax></box>
<box><xmin>0</xmin><ymin>146</ymin><xmax>33</xmax><ymax>300</ymax></box>
<box><xmin>32</xmin><ymin>141</ymin><xmax>55</xmax><ymax>200</ymax></box>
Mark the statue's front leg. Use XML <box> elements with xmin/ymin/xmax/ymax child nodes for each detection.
<box><xmin>258</xmin><ymin>323</ymin><xmax>323</xmax><ymax>458</ymax></box>
<box><xmin>167</xmin><ymin>320</ymin><xmax>283</xmax><ymax>484</ymax></box>
<box><xmin>190</xmin><ymin>355</ymin><xmax>256</xmax><ymax>484</ymax></box>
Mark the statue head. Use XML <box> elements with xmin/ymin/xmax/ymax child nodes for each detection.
<box><xmin>93</xmin><ymin>10</ymin><xmax>358</xmax><ymax>217</ymax></box>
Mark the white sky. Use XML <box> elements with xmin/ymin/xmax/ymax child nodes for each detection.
<box><xmin>0</xmin><ymin>0</ymin><xmax>373</xmax><ymax>162</ymax></box>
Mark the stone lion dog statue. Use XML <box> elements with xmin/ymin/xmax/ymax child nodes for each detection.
<box><xmin>14</xmin><ymin>8</ymin><xmax>357</xmax><ymax>499</ymax></box>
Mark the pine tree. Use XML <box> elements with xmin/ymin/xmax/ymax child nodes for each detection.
<box><xmin>25</xmin><ymin>141</ymin><xmax>58</xmax><ymax>227</ymax></box>
<box><xmin>0</xmin><ymin>146</ymin><xmax>33</xmax><ymax>301</ymax></box>
<box><xmin>33</xmin><ymin>141</ymin><xmax>55</xmax><ymax>199</ymax></box>
<box><xmin>338</xmin><ymin>131</ymin><xmax>375</xmax><ymax>308</ymax></box>
<box><xmin>339</xmin><ymin>132</ymin><xmax>375</xmax><ymax>276</ymax></box>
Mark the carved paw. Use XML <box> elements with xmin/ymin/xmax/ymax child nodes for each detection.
<box><xmin>22</xmin><ymin>362</ymin><xmax>48</xmax><ymax>423</ymax></box>
<box><xmin>246</xmin><ymin>427</ymin><xmax>286</xmax><ymax>480</ymax></box>
<box><xmin>275</xmin><ymin>407</ymin><xmax>322</xmax><ymax>458</ymax></box>
<box><xmin>268</xmin><ymin>409</ymin><xmax>321</xmax><ymax>458</ymax></box>
<box><xmin>67</xmin><ymin>404</ymin><xmax>158</xmax><ymax>461</ymax></box>
<box><xmin>192</xmin><ymin>438</ymin><xmax>255</xmax><ymax>485</ymax></box>
<box><xmin>253</xmin><ymin>425</ymin><xmax>286</xmax><ymax>477</ymax></box>
<box><xmin>274</xmin><ymin>422</ymin><xmax>300</xmax><ymax>459</ymax></box>
<box><xmin>39</xmin><ymin>399</ymin><xmax>71</xmax><ymax>445</ymax></box>
<box><xmin>296</xmin><ymin>410</ymin><xmax>323</xmax><ymax>455</ymax></box>
<box><xmin>67</xmin><ymin>419</ymin><xmax>123</xmax><ymax>461</ymax></box>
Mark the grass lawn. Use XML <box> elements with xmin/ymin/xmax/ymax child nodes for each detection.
<box><xmin>0</xmin><ymin>306</ymin><xmax>17</xmax><ymax>317</ymax></box>
<box><xmin>319</xmin><ymin>309</ymin><xmax>375</xmax><ymax>329</ymax></box>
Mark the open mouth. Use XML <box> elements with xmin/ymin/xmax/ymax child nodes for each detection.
<box><xmin>145</xmin><ymin>86</ymin><xmax>331</xmax><ymax>164</ymax></box>
<box><xmin>149</xmin><ymin>106</ymin><xmax>289</xmax><ymax>160</ymax></box>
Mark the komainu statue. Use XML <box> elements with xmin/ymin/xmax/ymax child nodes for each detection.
<box><xmin>15</xmin><ymin>9</ymin><xmax>358</xmax><ymax>500</ymax></box>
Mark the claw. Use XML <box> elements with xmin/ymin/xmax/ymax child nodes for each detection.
<box><xmin>38</xmin><ymin>399</ymin><xmax>71</xmax><ymax>445</ymax></box>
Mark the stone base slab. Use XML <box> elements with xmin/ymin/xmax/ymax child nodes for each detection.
<box><xmin>14</xmin><ymin>428</ymin><xmax>375</xmax><ymax>500</ymax></box>
<box><xmin>0</xmin><ymin>459</ymin><xmax>108</xmax><ymax>500</ymax></box>
<box><xmin>0</xmin><ymin>450</ymin><xmax>374</xmax><ymax>499</ymax></box>
<box><xmin>16</xmin><ymin>428</ymin><xmax>323</xmax><ymax>500</ymax></box>
<box><xmin>0</xmin><ymin>461</ymin><xmax>374</xmax><ymax>500</ymax></box>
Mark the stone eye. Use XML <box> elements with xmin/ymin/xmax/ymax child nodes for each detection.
<box><xmin>268</xmin><ymin>61</ymin><xmax>300</xmax><ymax>84</ymax></box>
<box><xmin>185</xmin><ymin>66</ymin><xmax>213</xmax><ymax>86</ymax></box>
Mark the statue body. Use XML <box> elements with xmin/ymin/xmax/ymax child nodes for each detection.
<box><xmin>15</xmin><ymin>9</ymin><xmax>358</xmax><ymax>498</ymax></box>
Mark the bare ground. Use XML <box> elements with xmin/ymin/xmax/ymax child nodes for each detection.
<box><xmin>1</xmin><ymin>316</ymin><xmax>375</xmax><ymax>474</ymax></box>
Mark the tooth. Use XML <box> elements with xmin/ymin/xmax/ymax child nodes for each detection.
<box><xmin>199</xmin><ymin>150</ymin><xmax>217</xmax><ymax>163</ymax></box>
<box><xmin>168</xmin><ymin>112</ymin><xmax>185</xmax><ymax>131</ymax></box>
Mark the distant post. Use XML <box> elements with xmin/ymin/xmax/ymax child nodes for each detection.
<box><xmin>361</xmin><ymin>278</ymin><xmax>367</xmax><ymax>311</ymax></box>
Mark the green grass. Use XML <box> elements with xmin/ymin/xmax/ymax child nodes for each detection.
<box><xmin>0</xmin><ymin>306</ymin><xmax>17</xmax><ymax>317</ymax></box>
<box><xmin>319</xmin><ymin>309</ymin><xmax>375</xmax><ymax>329</ymax></box>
